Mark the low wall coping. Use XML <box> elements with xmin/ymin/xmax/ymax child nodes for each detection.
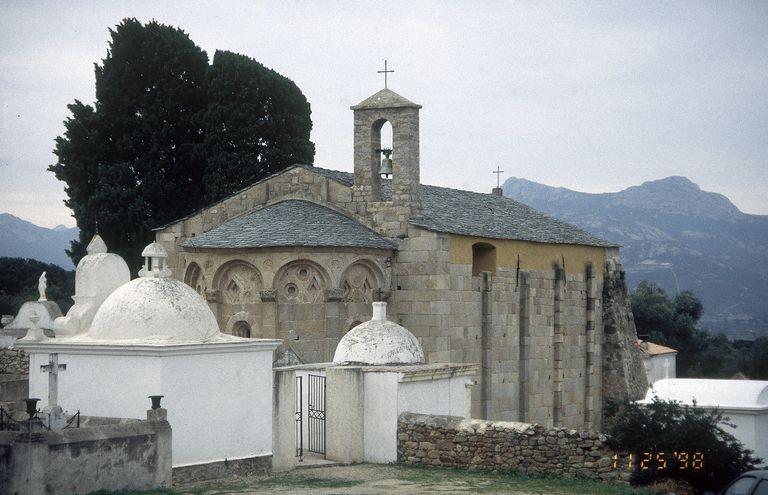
<box><xmin>0</xmin><ymin>419</ymin><xmax>168</xmax><ymax>446</ymax></box>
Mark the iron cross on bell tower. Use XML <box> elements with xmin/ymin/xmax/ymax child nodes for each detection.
<box><xmin>492</xmin><ymin>166</ymin><xmax>505</xmax><ymax>196</ymax></box>
<box><xmin>378</xmin><ymin>59</ymin><xmax>394</xmax><ymax>89</ymax></box>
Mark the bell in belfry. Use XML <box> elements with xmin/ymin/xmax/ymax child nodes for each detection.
<box><xmin>380</xmin><ymin>157</ymin><xmax>393</xmax><ymax>177</ymax></box>
<box><xmin>379</xmin><ymin>148</ymin><xmax>393</xmax><ymax>177</ymax></box>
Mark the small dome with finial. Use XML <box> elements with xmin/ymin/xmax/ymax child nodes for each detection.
<box><xmin>333</xmin><ymin>302</ymin><xmax>425</xmax><ymax>365</ymax></box>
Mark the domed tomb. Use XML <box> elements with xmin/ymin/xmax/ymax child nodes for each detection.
<box><xmin>89</xmin><ymin>242</ymin><xmax>220</xmax><ymax>342</ymax></box>
<box><xmin>333</xmin><ymin>302</ymin><xmax>425</xmax><ymax>365</ymax></box>
<box><xmin>54</xmin><ymin>234</ymin><xmax>131</xmax><ymax>336</ymax></box>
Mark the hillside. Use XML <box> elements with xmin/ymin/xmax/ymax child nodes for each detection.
<box><xmin>503</xmin><ymin>177</ymin><xmax>768</xmax><ymax>338</ymax></box>
<box><xmin>0</xmin><ymin>213</ymin><xmax>78</xmax><ymax>269</ymax></box>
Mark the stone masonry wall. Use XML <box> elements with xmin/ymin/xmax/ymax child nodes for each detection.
<box><xmin>393</xmin><ymin>227</ymin><xmax>603</xmax><ymax>429</ymax></box>
<box><xmin>602</xmin><ymin>250</ymin><xmax>648</xmax><ymax>403</ymax></box>
<box><xmin>398</xmin><ymin>412</ymin><xmax>627</xmax><ymax>483</ymax></box>
<box><xmin>0</xmin><ymin>348</ymin><xmax>28</xmax><ymax>375</ymax></box>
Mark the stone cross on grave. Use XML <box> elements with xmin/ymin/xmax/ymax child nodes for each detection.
<box><xmin>40</xmin><ymin>353</ymin><xmax>67</xmax><ymax>429</ymax></box>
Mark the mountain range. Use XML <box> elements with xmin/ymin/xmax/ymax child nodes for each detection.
<box><xmin>503</xmin><ymin>176</ymin><xmax>768</xmax><ymax>339</ymax></box>
<box><xmin>0</xmin><ymin>213</ymin><xmax>78</xmax><ymax>270</ymax></box>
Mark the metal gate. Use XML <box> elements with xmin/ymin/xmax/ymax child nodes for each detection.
<box><xmin>307</xmin><ymin>374</ymin><xmax>326</xmax><ymax>456</ymax></box>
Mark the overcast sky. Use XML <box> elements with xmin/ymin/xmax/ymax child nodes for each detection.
<box><xmin>1</xmin><ymin>1</ymin><xmax>766</xmax><ymax>228</ymax></box>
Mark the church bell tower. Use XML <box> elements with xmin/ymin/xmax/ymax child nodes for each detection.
<box><xmin>350</xmin><ymin>87</ymin><xmax>422</xmax><ymax>217</ymax></box>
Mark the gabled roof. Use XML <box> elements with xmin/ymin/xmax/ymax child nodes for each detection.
<box><xmin>638</xmin><ymin>340</ymin><xmax>678</xmax><ymax>356</ymax></box>
<box><xmin>181</xmin><ymin>200</ymin><xmax>397</xmax><ymax>251</ymax></box>
<box><xmin>350</xmin><ymin>88</ymin><xmax>422</xmax><ymax>110</ymax></box>
<box><xmin>307</xmin><ymin>166</ymin><xmax>617</xmax><ymax>248</ymax></box>
<box><xmin>159</xmin><ymin>164</ymin><xmax>617</xmax><ymax>248</ymax></box>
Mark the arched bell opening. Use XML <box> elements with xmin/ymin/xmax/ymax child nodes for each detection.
<box><xmin>372</xmin><ymin>119</ymin><xmax>394</xmax><ymax>180</ymax></box>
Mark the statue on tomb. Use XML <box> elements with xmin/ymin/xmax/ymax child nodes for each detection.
<box><xmin>38</xmin><ymin>272</ymin><xmax>47</xmax><ymax>302</ymax></box>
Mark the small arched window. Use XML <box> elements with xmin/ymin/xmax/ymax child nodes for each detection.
<box><xmin>472</xmin><ymin>242</ymin><xmax>497</xmax><ymax>276</ymax></box>
<box><xmin>232</xmin><ymin>321</ymin><xmax>251</xmax><ymax>338</ymax></box>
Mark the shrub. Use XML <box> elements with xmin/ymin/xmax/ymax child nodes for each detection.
<box><xmin>604</xmin><ymin>398</ymin><xmax>761</xmax><ymax>493</ymax></box>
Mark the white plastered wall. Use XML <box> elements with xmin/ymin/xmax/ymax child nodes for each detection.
<box><xmin>361</xmin><ymin>372</ymin><xmax>471</xmax><ymax>463</ymax></box>
<box><xmin>27</xmin><ymin>343</ymin><xmax>276</xmax><ymax>467</ymax></box>
<box><xmin>721</xmin><ymin>410</ymin><xmax>767</xmax><ymax>464</ymax></box>
<box><xmin>644</xmin><ymin>354</ymin><xmax>677</xmax><ymax>385</ymax></box>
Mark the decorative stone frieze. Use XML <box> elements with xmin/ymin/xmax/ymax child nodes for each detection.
<box><xmin>259</xmin><ymin>289</ymin><xmax>277</xmax><ymax>302</ymax></box>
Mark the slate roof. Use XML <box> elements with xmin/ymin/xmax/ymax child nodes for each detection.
<box><xmin>350</xmin><ymin>88</ymin><xmax>422</xmax><ymax>110</ymax></box>
<box><xmin>307</xmin><ymin>166</ymin><xmax>617</xmax><ymax>247</ymax></box>
<box><xmin>181</xmin><ymin>200</ymin><xmax>397</xmax><ymax>251</ymax></box>
<box><xmin>160</xmin><ymin>164</ymin><xmax>616</xmax><ymax>249</ymax></box>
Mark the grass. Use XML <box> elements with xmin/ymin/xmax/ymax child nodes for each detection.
<box><xmin>391</xmin><ymin>464</ymin><xmax>653</xmax><ymax>494</ymax></box>
<box><xmin>89</xmin><ymin>463</ymin><xmax>655</xmax><ymax>495</ymax></box>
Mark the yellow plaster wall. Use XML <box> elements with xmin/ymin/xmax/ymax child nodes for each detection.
<box><xmin>449</xmin><ymin>235</ymin><xmax>606</xmax><ymax>276</ymax></box>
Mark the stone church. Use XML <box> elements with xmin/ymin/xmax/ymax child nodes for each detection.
<box><xmin>154</xmin><ymin>87</ymin><xmax>646</xmax><ymax>428</ymax></box>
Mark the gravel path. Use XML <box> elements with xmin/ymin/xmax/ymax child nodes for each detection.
<box><xmin>176</xmin><ymin>463</ymin><xmax>647</xmax><ymax>495</ymax></box>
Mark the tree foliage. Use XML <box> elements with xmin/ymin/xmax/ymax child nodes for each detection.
<box><xmin>631</xmin><ymin>281</ymin><xmax>768</xmax><ymax>379</ymax></box>
<box><xmin>50</xmin><ymin>18</ymin><xmax>314</xmax><ymax>272</ymax></box>
<box><xmin>0</xmin><ymin>258</ymin><xmax>75</xmax><ymax>317</ymax></box>
<box><xmin>202</xmin><ymin>50</ymin><xmax>314</xmax><ymax>201</ymax></box>
<box><xmin>605</xmin><ymin>398</ymin><xmax>760</xmax><ymax>493</ymax></box>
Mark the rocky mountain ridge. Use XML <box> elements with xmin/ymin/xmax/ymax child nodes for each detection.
<box><xmin>0</xmin><ymin>213</ymin><xmax>77</xmax><ymax>269</ymax></box>
<box><xmin>503</xmin><ymin>176</ymin><xmax>768</xmax><ymax>338</ymax></box>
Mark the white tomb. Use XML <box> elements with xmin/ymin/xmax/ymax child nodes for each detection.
<box><xmin>19</xmin><ymin>242</ymin><xmax>280</xmax><ymax>468</ymax></box>
<box><xmin>53</xmin><ymin>234</ymin><xmax>130</xmax><ymax>336</ymax></box>
<box><xmin>641</xmin><ymin>378</ymin><xmax>768</xmax><ymax>464</ymax></box>
<box><xmin>2</xmin><ymin>274</ymin><xmax>62</xmax><ymax>343</ymax></box>
<box><xmin>273</xmin><ymin>302</ymin><xmax>477</xmax><ymax>470</ymax></box>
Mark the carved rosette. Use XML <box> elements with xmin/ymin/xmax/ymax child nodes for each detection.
<box><xmin>275</xmin><ymin>262</ymin><xmax>327</xmax><ymax>304</ymax></box>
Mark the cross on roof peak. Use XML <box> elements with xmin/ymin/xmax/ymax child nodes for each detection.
<box><xmin>492</xmin><ymin>166</ymin><xmax>505</xmax><ymax>188</ymax></box>
<box><xmin>377</xmin><ymin>59</ymin><xmax>394</xmax><ymax>89</ymax></box>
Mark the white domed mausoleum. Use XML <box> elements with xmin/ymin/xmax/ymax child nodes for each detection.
<box><xmin>19</xmin><ymin>241</ymin><xmax>281</xmax><ymax>470</ymax></box>
<box><xmin>333</xmin><ymin>302</ymin><xmax>424</xmax><ymax>365</ymax></box>
<box><xmin>88</xmin><ymin>242</ymin><xmax>223</xmax><ymax>343</ymax></box>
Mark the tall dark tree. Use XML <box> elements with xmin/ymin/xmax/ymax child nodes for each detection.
<box><xmin>51</xmin><ymin>20</ymin><xmax>315</xmax><ymax>271</ymax></box>
<box><xmin>201</xmin><ymin>50</ymin><xmax>314</xmax><ymax>201</ymax></box>
<box><xmin>50</xmin><ymin>18</ymin><xmax>209</xmax><ymax>271</ymax></box>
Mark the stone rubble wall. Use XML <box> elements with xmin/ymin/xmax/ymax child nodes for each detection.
<box><xmin>397</xmin><ymin>412</ymin><xmax>627</xmax><ymax>483</ymax></box>
<box><xmin>0</xmin><ymin>348</ymin><xmax>29</xmax><ymax>375</ymax></box>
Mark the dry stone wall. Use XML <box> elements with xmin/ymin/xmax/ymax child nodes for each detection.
<box><xmin>0</xmin><ymin>348</ymin><xmax>28</xmax><ymax>375</ymax></box>
<box><xmin>398</xmin><ymin>412</ymin><xmax>628</xmax><ymax>483</ymax></box>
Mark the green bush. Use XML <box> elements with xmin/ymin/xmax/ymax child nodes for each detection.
<box><xmin>604</xmin><ymin>398</ymin><xmax>761</xmax><ymax>493</ymax></box>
